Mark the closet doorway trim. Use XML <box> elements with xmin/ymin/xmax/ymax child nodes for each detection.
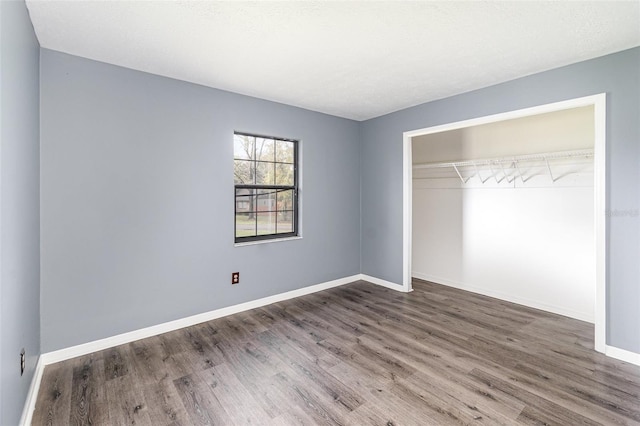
<box><xmin>402</xmin><ymin>93</ymin><xmax>606</xmax><ymax>353</ymax></box>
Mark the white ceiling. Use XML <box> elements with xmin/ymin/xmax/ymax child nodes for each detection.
<box><xmin>26</xmin><ymin>1</ymin><xmax>640</xmax><ymax>121</ymax></box>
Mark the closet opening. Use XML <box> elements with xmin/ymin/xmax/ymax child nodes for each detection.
<box><xmin>402</xmin><ymin>94</ymin><xmax>606</xmax><ymax>353</ymax></box>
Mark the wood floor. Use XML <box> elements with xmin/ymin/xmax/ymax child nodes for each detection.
<box><xmin>32</xmin><ymin>279</ymin><xmax>640</xmax><ymax>425</ymax></box>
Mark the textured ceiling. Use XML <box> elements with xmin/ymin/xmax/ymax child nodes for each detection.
<box><xmin>26</xmin><ymin>1</ymin><xmax>640</xmax><ymax>121</ymax></box>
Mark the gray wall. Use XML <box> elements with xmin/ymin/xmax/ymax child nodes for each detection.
<box><xmin>35</xmin><ymin>30</ymin><xmax>640</xmax><ymax>357</ymax></box>
<box><xmin>0</xmin><ymin>1</ymin><xmax>41</xmax><ymax>424</ymax></box>
<box><xmin>40</xmin><ymin>49</ymin><xmax>361</xmax><ymax>352</ymax></box>
<box><xmin>360</xmin><ymin>47</ymin><xmax>640</xmax><ymax>353</ymax></box>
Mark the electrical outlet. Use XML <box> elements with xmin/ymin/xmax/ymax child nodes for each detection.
<box><xmin>20</xmin><ymin>348</ymin><xmax>25</xmax><ymax>376</ymax></box>
<box><xmin>232</xmin><ymin>272</ymin><xmax>240</xmax><ymax>284</ymax></box>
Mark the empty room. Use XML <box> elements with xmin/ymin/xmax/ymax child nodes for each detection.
<box><xmin>1</xmin><ymin>1</ymin><xmax>639</xmax><ymax>425</ymax></box>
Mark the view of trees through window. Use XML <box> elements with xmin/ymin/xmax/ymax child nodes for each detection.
<box><xmin>234</xmin><ymin>133</ymin><xmax>298</xmax><ymax>242</ymax></box>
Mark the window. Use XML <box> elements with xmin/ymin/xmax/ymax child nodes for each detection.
<box><xmin>234</xmin><ymin>132</ymin><xmax>298</xmax><ymax>243</ymax></box>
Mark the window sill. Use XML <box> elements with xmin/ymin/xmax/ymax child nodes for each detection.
<box><xmin>234</xmin><ymin>236</ymin><xmax>302</xmax><ymax>247</ymax></box>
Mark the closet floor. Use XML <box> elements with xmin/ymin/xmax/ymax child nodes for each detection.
<box><xmin>32</xmin><ymin>279</ymin><xmax>640</xmax><ymax>425</ymax></box>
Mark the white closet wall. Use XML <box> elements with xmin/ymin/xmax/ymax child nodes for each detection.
<box><xmin>412</xmin><ymin>107</ymin><xmax>595</xmax><ymax>322</ymax></box>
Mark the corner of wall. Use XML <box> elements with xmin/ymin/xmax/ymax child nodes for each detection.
<box><xmin>357</xmin><ymin>121</ymin><xmax>364</xmax><ymax>274</ymax></box>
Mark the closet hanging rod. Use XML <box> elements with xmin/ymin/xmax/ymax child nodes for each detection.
<box><xmin>413</xmin><ymin>148</ymin><xmax>594</xmax><ymax>170</ymax></box>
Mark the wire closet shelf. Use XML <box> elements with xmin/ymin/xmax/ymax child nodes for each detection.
<box><xmin>412</xmin><ymin>148</ymin><xmax>594</xmax><ymax>184</ymax></box>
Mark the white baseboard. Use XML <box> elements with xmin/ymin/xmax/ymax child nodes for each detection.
<box><xmin>40</xmin><ymin>274</ymin><xmax>360</xmax><ymax>366</ymax></box>
<box><xmin>359</xmin><ymin>274</ymin><xmax>409</xmax><ymax>292</ymax></box>
<box><xmin>412</xmin><ymin>271</ymin><xmax>594</xmax><ymax>323</ymax></box>
<box><xmin>24</xmin><ymin>271</ymin><xmax>635</xmax><ymax>425</ymax></box>
<box><xmin>605</xmin><ymin>345</ymin><xmax>640</xmax><ymax>366</ymax></box>
<box><xmin>19</xmin><ymin>355</ymin><xmax>44</xmax><ymax>426</ymax></box>
<box><xmin>39</xmin><ymin>272</ymin><xmax>408</xmax><ymax>367</ymax></box>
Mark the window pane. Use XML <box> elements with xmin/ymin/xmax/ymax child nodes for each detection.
<box><xmin>257</xmin><ymin>212</ymin><xmax>276</xmax><ymax>235</ymax></box>
<box><xmin>276</xmin><ymin>211</ymin><xmax>294</xmax><ymax>233</ymax></box>
<box><xmin>235</xmin><ymin>188</ymin><xmax>257</xmax><ymax>238</ymax></box>
<box><xmin>255</xmin><ymin>162</ymin><xmax>275</xmax><ymax>185</ymax></box>
<box><xmin>235</xmin><ymin>213</ymin><xmax>256</xmax><ymax>238</ymax></box>
<box><xmin>234</xmin><ymin>159</ymin><xmax>254</xmax><ymax>184</ymax></box>
<box><xmin>276</xmin><ymin>140</ymin><xmax>294</xmax><ymax>163</ymax></box>
<box><xmin>257</xmin><ymin>189</ymin><xmax>277</xmax><ymax>212</ymax></box>
<box><xmin>234</xmin><ymin>134</ymin><xmax>254</xmax><ymax>160</ymax></box>
<box><xmin>276</xmin><ymin>189</ymin><xmax>294</xmax><ymax>211</ymax></box>
<box><xmin>235</xmin><ymin>187</ymin><xmax>255</xmax><ymax>211</ymax></box>
<box><xmin>275</xmin><ymin>163</ymin><xmax>294</xmax><ymax>186</ymax></box>
<box><xmin>256</xmin><ymin>138</ymin><xmax>275</xmax><ymax>162</ymax></box>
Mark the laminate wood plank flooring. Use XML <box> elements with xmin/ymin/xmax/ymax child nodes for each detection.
<box><xmin>32</xmin><ymin>279</ymin><xmax>640</xmax><ymax>425</ymax></box>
